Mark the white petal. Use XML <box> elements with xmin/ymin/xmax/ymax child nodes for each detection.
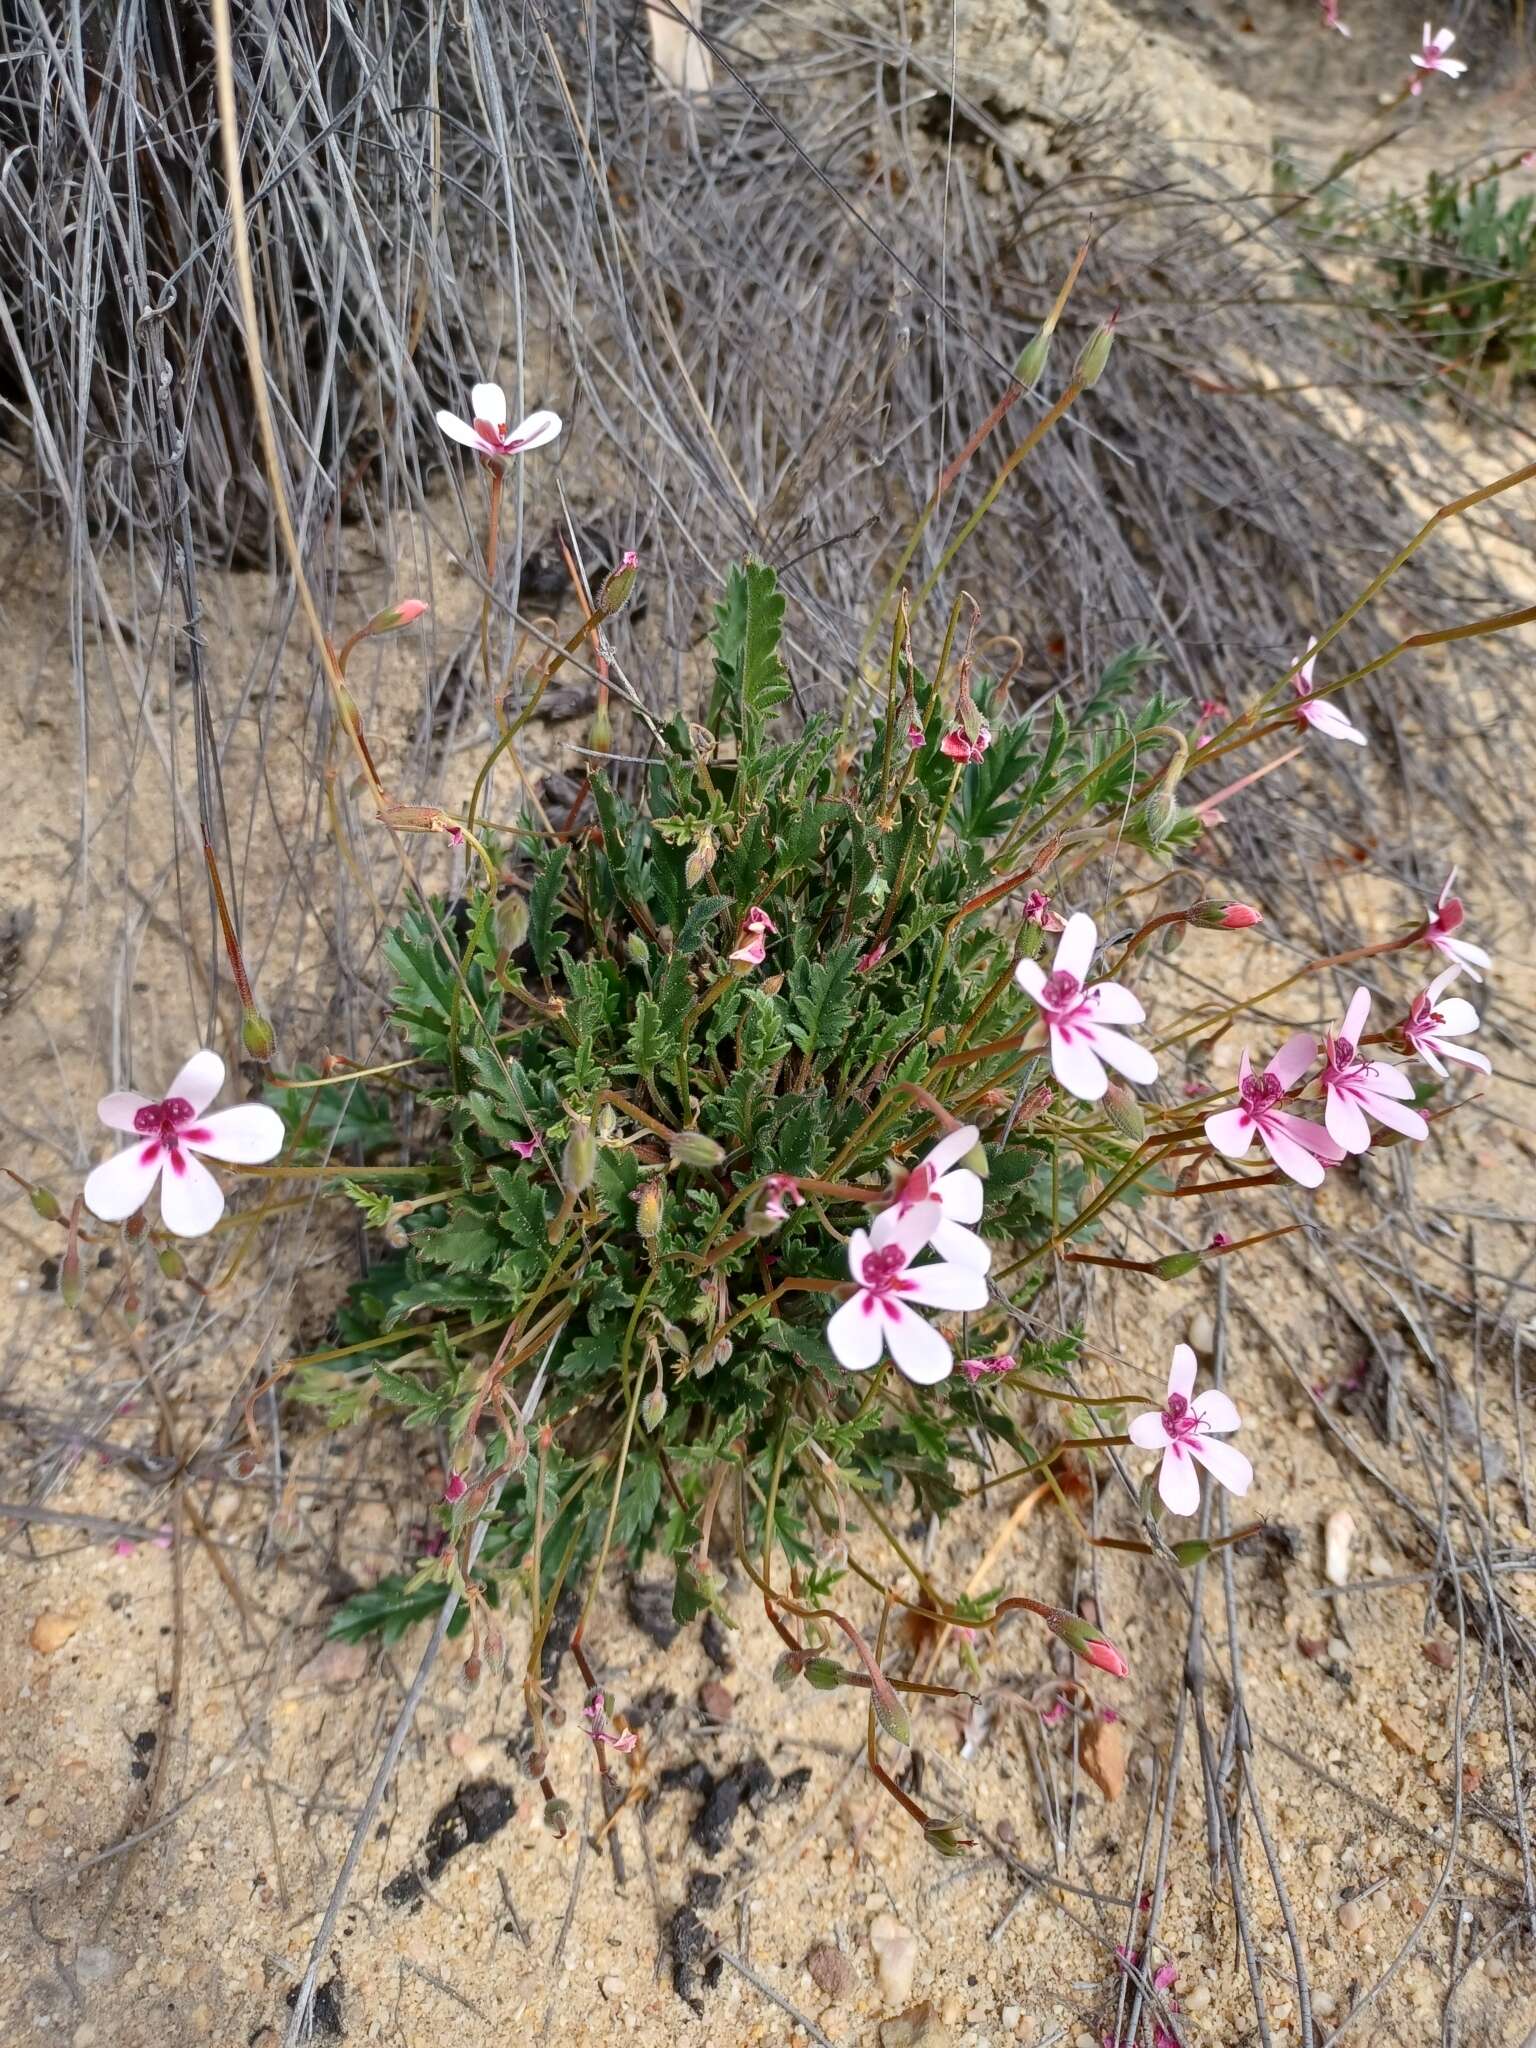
<box><xmin>1168</xmin><ymin>1343</ymin><xmax>1197</xmax><ymax>1402</ymax></box>
<box><xmin>158</xmin><ymin>1149</ymin><xmax>226</xmax><ymax>1237</ymax></box>
<box><xmin>1053</xmin><ymin>911</ymin><xmax>1097</xmax><ymax>984</ymax></box>
<box><xmin>923</xmin><ymin>1125</ymin><xmax>980</xmax><ymax>1180</ymax></box>
<box><xmin>1050</xmin><ymin>1028</ymin><xmax>1108</xmax><ymax>1102</ymax></box>
<box><xmin>470</xmin><ymin>381</ymin><xmax>507</xmax><ymax>427</ymax></box>
<box><xmin>97</xmin><ymin>1091</ymin><xmax>152</xmax><ymax>1134</ymax></box>
<box><xmin>1128</xmin><ymin>1410</ymin><xmax>1172</xmax><ymax>1451</ymax></box>
<box><xmin>1341</xmin><ymin>987</ymin><xmax>1371</xmax><ymax>1044</ymax></box>
<box><xmin>882</xmin><ymin>1302</ymin><xmax>954</xmax><ymax>1385</ymax></box>
<box><xmin>827</xmin><ymin>1292</ymin><xmax>884</xmax><ymax>1371</ymax></box>
<box><xmin>900</xmin><ymin>1259</ymin><xmax>989</xmax><ymax>1311</ymax></box>
<box><xmin>1435</xmin><ymin>997</ymin><xmax>1479</xmax><ymax>1036</ymax></box>
<box><xmin>185</xmin><ymin>1103</ymin><xmax>285</xmax><ymax>1164</ymax></box>
<box><xmin>934</xmin><ymin>1165</ymin><xmax>984</xmax><ymax>1223</ymax></box>
<box><xmin>1084</xmin><ymin>981</ymin><xmax>1144</xmax><ymax>1026</ymax></box>
<box><xmin>504</xmin><ymin>409</ymin><xmax>563</xmax><ymax>452</ymax></box>
<box><xmin>1266</xmin><ymin>1032</ymin><xmax>1316</xmax><ymax>1091</ymax></box>
<box><xmin>167</xmin><ymin>1049</ymin><xmax>225</xmax><ymax>1113</ymax></box>
<box><xmin>870</xmin><ymin>1195</ymin><xmax>943</xmax><ymax>1260</ymax></box>
<box><xmin>1308</xmin><ymin>702</ymin><xmax>1368</xmax><ymax>745</ymax></box>
<box><xmin>1190</xmin><ymin>1436</ymin><xmax>1253</xmax><ymax>1497</ymax></box>
<box><xmin>1087</xmin><ymin>1026</ymin><xmax>1158</xmax><ymax>1087</ymax></box>
<box><xmin>1014</xmin><ymin>956</ymin><xmax>1047</xmax><ymax>1001</ymax></box>
<box><xmin>845</xmin><ymin>1226</ymin><xmax>873</xmax><ymax>1282</ymax></box>
<box><xmin>930</xmin><ymin>1216</ymin><xmax>992</xmax><ymax>1273</ymax></box>
<box><xmin>83</xmin><ymin>1143</ymin><xmax>163</xmax><ymax>1222</ymax></box>
<box><xmin>1441</xmin><ymin>1044</ymin><xmax>1491</xmax><ymax>1075</ymax></box>
<box><xmin>1192</xmin><ymin>1388</ymin><xmax>1240</xmax><ymax>1435</ymax></box>
<box><xmin>1447</xmin><ymin>938</ymin><xmax>1491</xmax><ymax>978</ymax></box>
<box><xmin>1413</xmin><ymin>1037</ymin><xmax>1450</xmax><ymax>1080</ymax></box>
<box><xmin>1158</xmin><ymin>1446</ymin><xmax>1202</xmax><ymax>1516</ymax></box>
<box><xmin>436</xmin><ymin>410</ymin><xmax>489</xmax><ymax>450</ymax></box>
<box><xmin>1204</xmin><ymin>1107</ymin><xmax>1254</xmax><ymax>1159</ymax></box>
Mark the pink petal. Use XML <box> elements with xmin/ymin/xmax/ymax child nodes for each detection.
<box><xmin>1189</xmin><ymin>1435</ymin><xmax>1253</xmax><ymax>1496</ymax></box>
<box><xmin>1086</xmin><ymin>1025</ymin><xmax>1158</xmax><ymax>1087</ymax></box>
<box><xmin>1158</xmin><ymin>1446</ymin><xmax>1202</xmax><ymax>1516</ymax></box>
<box><xmin>158</xmin><ymin>1149</ymin><xmax>226</xmax><ymax>1238</ymax></box>
<box><xmin>1192</xmin><ymin>1387</ymin><xmax>1240</xmax><ymax>1434</ymax></box>
<box><xmin>1128</xmin><ymin>1410</ymin><xmax>1172</xmax><ymax>1451</ymax></box>
<box><xmin>923</xmin><ymin>1125</ymin><xmax>980</xmax><ymax>1180</ymax></box>
<box><xmin>883</xmin><ymin>1301</ymin><xmax>955</xmax><ymax>1385</ymax></box>
<box><xmin>1204</xmin><ymin>1108</ymin><xmax>1255</xmax><ymax>1160</ymax></box>
<box><xmin>185</xmin><ymin>1103</ymin><xmax>285</xmax><ymax>1164</ymax></box>
<box><xmin>436</xmin><ymin>411</ymin><xmax>491</xmax><ymax>451</ymax></box>
<box><xmin>1084</xmin><ymin>981</ymin><xmax>1145</xmax><ymax>1027</ymax></box>
<box><xmin>1053</xmin><ymin>912</ymin><xmax>1097</xmax><ymax>984</ymax></box>
<box><xmin>1360</xmin><ymin>1061</ymin><xmax>1416</xmax><ymax>1101</ymax></box>
<box><xmin>1257</xmin><ymin>1122</ymin><xmax>1327</xmax><ymax>1188</ymax></box>
<box><xmin>899</xmin><ymin>1259</ymin><xmax>989</xmax><ymax>1312</ymax></box>
<box><xmin>167</xmin><ymin>1049</ymin><xmax>225</xmax><ymax>1114</ymax></box>
<box><xmin>504</xmin><ymin>410</ymin><xmax>563</xmax><ymax>452</ymax></box>
<box><xmin>1342</xmin><ymin>987</ymin><xmax>1371</xmax><ymax>1044</ymax></box>
<box><xmin>1168</xmin><ymin>1343</ymin><xmax>1198</xmax><ymax>1403</ymax></box>
<box><xmin>1272</xmin><ymin>1110</ymin><xmax>1345</xmax><ymax>1163</ymax></box>
<box><xmin>470</xmin><ymin>381</ymin><xmax>507</xmax><ymax>427</ymax></box>
<box><xmin>83</xmin><ymin>1143</ymin><xmax>164</xmax><ymax>1223</ymax></box>
<box><xmin>1266</xmin><ymin>1031</ymin><xmax>1316</xmax><ymax>1091</ymax></box>
<box><xmin>1324</xmin><ymin>1087</ymin><xmax>1373</xmax><ymax>1156</ymax></box>
<box><xmin>1050</xmin><ymin>1027</ymin><xmax>1108</xmax><ymax>1102</ymax></box>
<box><xmin>1307</xmin><ymin>702</ymin><xmax>1368</xmax><ymax>745</ymax></box>
<box><xmin>97</xmin><ymin>1091</ymin><xmax>153</xmax><ymax>1134</ymax></box>
<box><xmin>1365</xmin><ymin>1092</ymin><xmax>1428</xmax><ymax>1141</ymax></box>
<box><xmin>827</xmin><ymin>1292</ymin><xmax>883</xmax><ymax>1371</ymax></box>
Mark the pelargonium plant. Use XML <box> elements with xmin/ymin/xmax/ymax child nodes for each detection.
<box><xmin>66</xmin><ymin>348</ymin><xmax>1504</xmax><ymax>1852</ymax></box>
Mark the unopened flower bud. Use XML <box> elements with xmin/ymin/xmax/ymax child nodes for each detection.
<box><xmin>156</xmin><ymin>1245</ymin><xmax>185</xmax><ymax>1281</ymax></box>
<box><xmin>669</xmin><ymin>1130</ymin><xmax>725</xmax><ymax>1171</ymax></box>
<box><xmin>641</xmin><ymin>1386</ymin><xmax>667</xmax><ymax>1431</ymax></box>
<box><xmin>28</xmin><ymin>1184</ymin><xmax>61</xmax><ymax>1223</ymax></box>
<box><xmin>598</xmin><ymin>550</ymin><xmax>640</xmax><ymax>616</ymax></box>
<box><xmin>1170</xmin><ymin>1538</ymin><xmax>1212</xmax><ymax>1568</ymax></box>
<box><xmin>561</xmin><ymin>1117</ymin><xmax>597</xmax><ymax>1194</ymax></box>
<box><xmin>1015</xmin><ymin>328</ymin><xmax>1052</xmax><ymax>391</ymax></box>
<box><xmin>241</xmin><ymin>1006</ymin><xmax>276</xmax><ymax>1062</ymax></box>
<box><xmin>923</xmin><ymin>1816</ymin><xmax>974</xmax><ymax>1857</ymax></box>
<box><xmin>1155</xmin><ymin>1250</ymin><xmax>1202</xmax><ymax>1280</ymax></box>
<box><xmin>588</xmin><ymin>695</ymin><xmax>613</xmax><ymax>755</ymax></box>
<box><xmin>659</xmin><ymin>1319</ymin><xmax>690</xmax><ymax>1356</ymax></box>
<box><xmin>1046</xmin><ymin>1608</ymin><xmax>1129</xmax><ymax>1678</ymax></box>
<box><xmin>871</xmin><ymin>1680</ymin><xmax>912</xmax><ymax>1749</ymax></box>
<box><xmin>496</xmin><ymin>891</ymin><xmax>529</xmax><ymax>953</ymax></box>
<box><xmin>624</xmin><ymin>930</ymin><xmax>650</xmax><ymax>968</ymax></box>
<box><xmin>773</xmin><ymin>1651</ymin><xmax>803</xmax><ymax>1689</ymax></box>
<box><xmin>543</xmin><ymin>1796</ymin><xmax>573</xmax><ymax>1836</ymax></box>
<box><xmin>685</xmin><ymin>828</ymin><xmax>718</xmax><ymax>888</ymax></box>
<box><xmin>1186</xmin><ymin>900</ymin><xmax>1262</xmax><ymax>930</ymax></box>
<box><xmin>804</xmin><ymin>1657</ymin><xmax>845</xmax><ymax>1691</ymax></box>
<box><xmin>634</xmin><ymin>1179</ymin><xmax>664</xmax><ymax>1240</ymax></box>
<box><xmin>1103</xmin><ymin>1082</ymin><xmax>1144</xmax><ymax>1144</ymax></box>
<box><xmin>364</xmin><ymin>598</ymin><xmax>429</xmax><ymax>638</ymax></box>
<box><xmin>960</xmin><ymin>1138</ymin><xmax>989</xmax><ymax>1179</ymax></box>
<box><xmin>1073</xmin><ymin>310</ymin><xmax>1118</xmax><ymax>389</ymax></box>
<box><xmin>60</xmin><ymin>1242</ymin><xmax>82</xmax><ymax>1310</ymax></box>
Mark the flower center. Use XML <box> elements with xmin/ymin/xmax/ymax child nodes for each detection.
<box><xmin>860</xmin><ymin>1243</ymin><xmax>908</xmax><ymax>1292</ymax></box>
<box><xmin>133</xmin><ymin>1096</ymin><xmax>193</xmax><ymax>1146</ymax></box>
<box><xmin>1239</xmin><ymin>1071</ymin><xmax>1284</xmax><ymax>1113</ymax></box>
<box><xmin>1161</xmin><ymin>1391</ymin><xmax>1200</xmax><ymax>1445</ymax></box>
<box><xmin>1041</xmin><ymin>969</ymin><xmax>1082</xmax><ymax>1009</ymax></box>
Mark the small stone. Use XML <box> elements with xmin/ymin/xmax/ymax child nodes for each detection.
<box><xmin>701</xmin><ymin>1612</ymin><xmax>735</xmax><ymax>1670</ymax></box>
<box><xmin>698</xmin><ymin>1680</ymin><xmax>734</xmax><ymax>1723</ymax></box>
<box><xmin>1421</xmin><ymin>1638</ymin><xmax>1454</xmax><ymax>1671</ymax></box>
<box><xmin>1338</xmin><ymin>1897</ymin><xmax>1367</xmax><ymax>1933</ymax></box>
<box><xmin>30</xmin><ymin>1612</ymin><xmax>80</xmax><ymax>1655</ymax></box>
<box><xmin>295</xmin><ymin>1639</ymin><xmax>368</xmax><ymax>1688</ymax></box>
<box><xmin>1185</xmin><ymin>1986</ymin><xmax>1211</xmax><ymax>2012</ymax></box>
<box><xmin>1312</xmin><ymin>1991</ymin><xmax>1336</xmax><ymax>2017</ymax></box>
<box><xmin>1323</xmin><ymin>1509</ymin><xmax>1356</xmax><ymax>1588</ymax></box>
<box><xmin>600</xmin><ymin>1975</ymin><xmax>625</xmax><ymax>2000</ymax></box>
<box><xmin>1001</xmin><ymin>2007</ymin><xmax>1021</xmax><ymax>2032</ymax></box>
<box><xmin>1080</xmin><ymin>1714</ymin><xmax>1125</xmax><ymax>1801</ymax></box>
<box><xmin>879</xmin><ymin>2003</ymin><xmax>937</xmax><ymax>2047</ymax></box>
<box><xmin>25</xmin><ymin>1807</ymin><xmax>45</xmax><ymax>1828</ymax></box>
<box><xmin>1380</xmin><ymin>1708</ymin><xmax>1427</xmax><ymax>1757</ymax></box>
<box><xmin>807</xmin><ymin>1944</ymin><xmax>855</xmax><ymax>2001</ymax></box>
<box><xmin>627</xmin><ymin>1578</ymin><xmax>680</xmax><ymax>1649</ymax></box>
<box><xmin>1188</xmin><ymin>1309</ymin><xmax>1215</xmax><ymax>1357</ymax></box>
<box><xmin>686</xmin><ymin>1870</ymin><xmax>724</xmax><ymax>1909</ymax></box>
<box><xmin>870</xmin><ymin>1913</ymin><xmax>919</xmax><ymax>2005</ymax></box>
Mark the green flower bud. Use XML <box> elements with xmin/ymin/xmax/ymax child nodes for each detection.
<box><xmin>1073</xmin><ymin>312</ymin><xmax>1118</xmax><ymax>389</ymax></box>
<box><xmin>1155</xmin><ymin>1250</ymin><xmax>1202</xmax><ymax>1280</ymax></box>
<box><xmin>588</xmin><ymin>696</ymin><xmax>613</xmax><ymax>756</ymax></box>
<box><xmin>684</xmin><ymin>827</ymin><xmax>718</xmax><ymax>889</ymax></box>
<box><xmin>634</xmin><ymin>1179</ymin><xmax>664</xmax><ymax>1241</ymax></box>
<box><xmin>772</xmin><ymin>1652</ymin><xmax>804</xmax><ymax>1690</ymax></box>
<box><xmin>1103</xmin><ymin>1082</ymin><xmax>1144</xmax><ymax>1144</ymax></box>
<box><xmin>561</xmin><ymin>1117</ymin><xmax>597</xmax><ymax>1194</ymax></box>
<box><xmin>598</xmin><ymin>550</ymin><xmax>639</xmax><ymax>616</ymax></box>
<box><xmin>496</xmin><ymin>891</ymin><xmax>530</xmax><ymax>953</ymax></box>
<box><xmin>60</xmin><ymin>1244</ymin><xmax>82</xmax><ymax>1310</ymax></box>
<box><xmin>157</xmin><ymin>1245</ymin><xmax>186</xmax><ymax>1281</ymax></box>
<box><xmin>1171</xmin><ymin>1538</ymin><xmax>1212</xmax><ymax>1569</ymax></box>
<box><xmin>28</xmin><ymin>1184</ymin><xmax>61</xmax><ymax>1223</ymax></box>
<box><xmin>241</xmin><ymin>1006</ymin><xmax>276</xmax><ymax>1062</ymax></box>
<box><xmin>1015</xmin><ymin>329</ymin><xmax>1052</xmax><ymax>391</ymax></box>
<box><xmin>960</xmin><ymin>1139</ymin><xmax>989</xmax><ymax>1179</ymax></box>
<box><xmin>624</xmin><ymin>929</ymin><xmax>650</xmax><ymax>968</ymax></box>
<box><xmin>804</xmin><ymin>1657</ymin><xmax>845</xmax><ymax>1691</ymax></box>
<box><xmin>669</xmin><ymin>1131</ymin><xmax>726</xmax><ymax>1171</ymax></box>
<box><xmin>641</xmin><ymin>1385</ymin><xmax>667</xmax><ymax>1431</ymax></box>
<box><xmin>543</xmin><ymin>1796</ymin><xmax>573</xmax><ymax>1837</ymax></box>
<box><xmin>923</xmin><ymin>1817</ymin><xmax>974</xmax><ymax>1857</ymax></box>
<box><xmin>872</xmin><ymin>1682</ymin><xmax>912</xmax><ymax>1749</ymax></box>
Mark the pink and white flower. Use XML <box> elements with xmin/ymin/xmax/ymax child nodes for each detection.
<box><xmin>889</xmin><ymin>1123</ymin><xmax>991</xmax><ymax>1272</ymax></box>
<box><xmin>435</xmin><ymin>381</ymin><xmax>562</xmax><ymax>462</ymax></box>
<box><xmin>1022</xmin><ymin>889</ymin><xmax>1065</xmax><ymax>935</ymax></box>
<box><xmin>1422</xmin><ymin>870</ymin><xmax>1490</xmax><ymax>982</ymax></box>
<box><xmin>1014</xmin><ymin>913</ymin><xmax>1158</xmax><ymax>1103</ymax></box>
<box><xmin>83</xmin><ymin>1049</ymin><xmax>285</xmax><ymax>1239</ymax></box>
<box><xmin>1410</xmin><ymin>23</ymin><xmax>1466</xmax><ymax>91</ymax></box>
<box><xmin>1404</xmin><ymin>968</ymin><xmax>1490</xmax><ymax>1078</ymax></box>
<box><xmin>1203</xmin><ymin>1034</ymin><xmax>1344</xmax><ymax>1189</ymax></box>
<box><xmin>508</xmin><ymin>1134</ymin><xmax>541</xmax><ymax>1160</ymax></box>
<box><xmin>1128</xmin><ymin>1344</ymin><xmax>1252</xmax><ymax>1516</ymax></box>
<box><xmin>940</xmin><ymin>724</ymin><xmax>991</xmax><ymax>764</ymax></box>
<box><xmin>760</xmin><ymin>1174</ymin><xmax>806</xmax><ymax>1223</ymax></box>
<box><xmin>1293</xmin><ymin>641</ymin><xmax>1366</xmax><ymax>746</ymax></box>
<box><xmin>1320</xmin><ymin>988</ymin><xmax>1428</xmax><ymax>1154</ymax></box>
<box><xmin>728</xmin><ymin>904</ymin><xmax>777</xmax><ymax>968</ymax></box>
<box><xmin>957</xmin><ymin>1352</ymin><xmax>1016</xmax><ymax>1385</ymax></box>
<box><xmin>826</xmin><ymin>1198</ymin><xmax>988</xmax><ymax>1386</ymax></box>
<box><xmin>906</xmin><ymin>720</ymin><xmax>926</xmax><ymax>750</ymax></box>
<box><xmin>581</xmin><ymin>1689</ymin><xmax>637</xmax><ymax>1754</ymax></box>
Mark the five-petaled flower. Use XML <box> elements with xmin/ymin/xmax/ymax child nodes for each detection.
<box><xmin>1404</xmin><ymin>968</ymin><xmax>1490</xmax><ymax>1078</ymax></box>
<box><xmin>826</xmin><ymin>1197</ymin><xmax>988</xmax><ymax>1386</ymax></box>
<box><xmin>940</xmin><ymin>724</ymin><xmax>991</xmax><ymax>764</ymax></box>
<box><xmin>1410</xmin><ymin>22</ymin><xmax>1466</xmax><ymax>91</ymax></box>
<box><xmin>1319</xmin><ymin>988</ymin><xmax>1428</xmax><ymax>1154</ymax></box>
<box><xmin>890</xmin><ymin>1123</ymin><xmax>991</xmax><ymax>1272</ymax></box>
<box><xmin>728</xmin><ymin>904</ymin><xmax>777</xmax><ymax>969</ymax></box>
<box><xmin>83</xmin><ymin>1049</ymin><xmax>285</xmax><ymax>1239</ymax></box>
<box><xmin>1015</xmin><ymin>912</ymin><xmax>1158</xmax><ymax>1103</ymax></box>
<box><xmin>1422</xmin><ymin>870</ymin><xmax>1490</xmax><ymax>982</ymax></box>
<box><xmin>1129</xmin><ymin>1344</ymin><xmax>1252</xmax><ymax>1516</ymax></box>
<box><xmin>1204</xmin><ymin>1033</ymin><xmax>1344</xmax><ymax>1189</ymax></box>
<box><xmin>1293</xmin><ymin>641</ymin><xmax>1366</xmax><ymax>747</ymax></box>
<box><xmin>581</xmin><ymin>1689</ymin><xmax>637</xmax><ymax>1753</ymax></box>
<box><xmin>435</xmin><ymin>381</ymin><xmax>562</xmax><ymax>462</ymax></box>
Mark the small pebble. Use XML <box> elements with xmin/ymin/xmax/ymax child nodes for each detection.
<box><xmin>1323</xmin><ymin>1509</ymin><xmax>1356</xmax><ymax>1588</ymax></box>
<box><xmin>869</xmin><ymin>1914</ymin><xmax>918</xmax><ymax>2006</ymax></box>
<box><xmin>1338</xmin><ymin>1897</ymin><xmax>1367</xmax><ymax>1933</ymax></box>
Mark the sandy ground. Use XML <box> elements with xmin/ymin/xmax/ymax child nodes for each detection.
<box><xmin>4</xmin><ymin>2</ymin><xmax>1536</xmax><ymax>2045</ymax></box>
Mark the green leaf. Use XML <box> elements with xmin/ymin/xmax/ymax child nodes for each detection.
<box><xmin>328</xmin><ymin>1573</ymin><xmax>461</xmax><ymax>1645</ymax></box>
<box><xmin>711</xmin><ymin>560</ymin><xmax>790</xmax><ymax>745</ymax></box>
<box><xmin>787</xmin><ymin>941</ymin><xmax>861</xmax><ymax>1061</ymax></box>
<box><xmin>528</xmin><ymin>846</ymin><xmax>568</xmax><ymax>977</ymax></box>
<box><xmin>628</xmin><ymin>992</ymin><xmax>668</xmax><ymax>1078</ymax></box>
<box><xmin>677</xmin><ymin>894</ymin><xmax>730</xmax><ymax>956</ymax></box>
